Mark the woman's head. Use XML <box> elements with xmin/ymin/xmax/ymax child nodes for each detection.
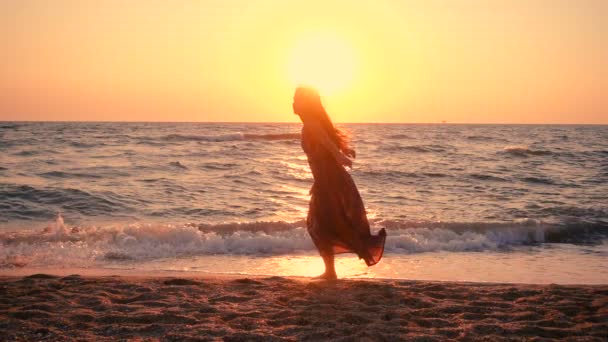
<box><xmin>292</xmin><ymin>86</ymin><xmax>323</xmax><ymax>117</ymax></box>
<box><xmin>292</xmin><ymin>86</ymin><xmax>355</xmax><ymax>158</ymax></box>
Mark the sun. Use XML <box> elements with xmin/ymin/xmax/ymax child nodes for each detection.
<box><xmin>287</xmin><ymin>33</ymin><xmax>358</xmax><ymax>96</ymax></box>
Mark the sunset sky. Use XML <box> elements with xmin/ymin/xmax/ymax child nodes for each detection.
<box><xmin>1</xmin><ymin>0</ymin><xmax>606</xmax><ymax>124</ymax></box>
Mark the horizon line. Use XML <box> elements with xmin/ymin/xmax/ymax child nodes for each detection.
<box><xmin>1</xmin><ymin>120</ymin><xmax>607</xmax><ymax>126</ymax></box>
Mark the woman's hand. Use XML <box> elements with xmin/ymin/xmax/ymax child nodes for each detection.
<box><xmin>303</xmin><ymin>121</ymin><xmax>353</xmax><ymax>168</ymax></box>
<box><xmin>337</xmin><ymin>153</ymin><xmax>353</xmax><ymax>168</ymax></box>
<box><xmin>343</xmin><ymin>148</ymin><xmax>356</xmax><ymax>159</ymax></box>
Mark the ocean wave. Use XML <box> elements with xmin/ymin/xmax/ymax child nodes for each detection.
<box><xmin>199</xmin><ymin>162</ymin><xmax>239</xmax><ymax>171</ymax></box>
<box><xmin>1</xmin><ymin>216</ymin><xmax>606</xmax><ymax>268</ymax></box>
<box><xmin>356</xmin><ymin>169</ymin><xmax>422</xmax><ymax>180</ymax></box>
<box><xmin>469</xmin><ymin>173</ymin><xmax>508</xmax><ymax>182</ymax></box>
<box><xmin>163</xmin><ymin>133</ymin><xmax>245</xmax><ymax>142</ymax></box>
<box><xmin>0</xmin><ymin>185</ymin><xmax>130</xmax><ymax>221</ymax></box>
<box><xmin>466</xmin><ymin>135</ymin><xmax>495</xmax><ymax>141</ymax></box>
<box><xmin>0</xmin><ymin>138</ymin><xmax>40</xmax><ymax>149</ymax></box>
<box><xmin>243</xmin><ymin>133</ymin><xmax>301</xmax><ymax>141</ymax></box>
<box><xmin>381</xmin><ymin>144</ymin><xmax>448</xmax><ymax>153</ymax></box>
<box><xmin>387</xmin><ymin>133</ymin><xmax>412</xmax><ymax>140</ymax></box>
<box><xmin>38</xmin><ymin>171</ymin><xmax>104</xmax><ymax>179</ymax></box>
<box><xmin>532</xmin><ymin>206</ymin><xmax>607</xmax><ymax>220</ymax></box>
<box><xmin>0</xmin><ymin>216</ymin><xmax>314</xmax><ymax>268</ymax></box>
<box><xmin>422</xmin><ymin>172</ymin><xmax>449</xmax><ymax>178</ymax></box>
<box><xmin>168</xmin><ymin>161</ymin><xmax>188</xmax><ymax>170</ymax></box>
<box><xmin>69</xmin><ymin>141</ymin><xmax>104</xmax><ymax>148</ymax></box>
<box><xmin>377</xmin><ymin>219</ymin><xmax>608</xmax><ymax>244</ymax></box>
<box><xmin>13</xmin><ymin>150</ymin><xmax>45</xmax><ymax>157</ymax></box>
<box><xmin>520</xmin><ymin>176</ymin><xmax>556</xmax><ymax>185</ymax></box>
<box><xmin>158</xmin><ymin>132</ymin><xmax>301</xmax><ymax>143</ymax></box>
<box><xmin>502</xmin><ymin>146</ymin><xmax>553</xmax><ymax>157</ymax></box>
<box><xmin>357</xmin><ymin>169</ymin><xmax>451</xmax><ymax>180</ymax></box>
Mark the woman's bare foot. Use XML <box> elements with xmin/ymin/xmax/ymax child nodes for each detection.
<box><xmin>315</xmin><ymin>254</ymin><xmax>338</xmax><ymax>280</ymax></box>
<box><xmin>312</xmin><ymin>272</ymin><xmax>337</xmax><ymax>280</ymax></box>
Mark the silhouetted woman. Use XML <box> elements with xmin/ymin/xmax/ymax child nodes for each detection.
<box><xmin>293</xmin><ymin>86</ymin><xmax>386</xmax><ymax>280</ymax></box>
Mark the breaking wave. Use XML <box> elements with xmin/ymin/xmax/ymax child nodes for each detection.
<box><xmin>1</xmin><ymin>215</ymin><xmax>606</xmax><ymax>268</ymax></box>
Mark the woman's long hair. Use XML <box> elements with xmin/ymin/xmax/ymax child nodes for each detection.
<box><xmin>294</xmin><ymin>87</ymin><xmax>355</xmax><ymax>158</ymax></box>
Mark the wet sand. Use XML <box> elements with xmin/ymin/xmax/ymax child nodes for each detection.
<box><xmin>1</xmin><ymin>274</ymin><xmax>607</xmax><ymax>341</ymax></box>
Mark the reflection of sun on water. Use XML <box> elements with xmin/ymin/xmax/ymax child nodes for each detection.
<box><xmin>279</xmin><ymin>160</ymin><xmax>312</xmax><ymax>181</ymax></box>
<box><xmin>274</xmin><ymin>255</ymin><xmax>370</xmax><ymax>278</ymax></box>
<box><xmin>287</xmin><ymin>32</ymin><xmax>358</xmax><ymax>96</ymax></box>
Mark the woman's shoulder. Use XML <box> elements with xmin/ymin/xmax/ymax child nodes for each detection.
<box><xmin>302</xmin><ymin>121</ymin><xmax>324</xmax><ymax>140</ymax></box>
<box><xmin>301</xmin><ymin>124</ymin><xmax>314</xmax><ymax>143</ymax></box>
<box><xmin>302</xmin><ymin>119</ymin><xmax>324</xmax><ymax>133</ymax></box>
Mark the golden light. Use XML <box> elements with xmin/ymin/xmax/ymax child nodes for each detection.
<box><xmin>287</xmin><ymin>32</ymin><xmax>358</xmax><ymax>96</ymax></box>
<box><xmin>268</xmin><ymin>255</ymin><xmax>371</xmax><ymax>278</ymax></box>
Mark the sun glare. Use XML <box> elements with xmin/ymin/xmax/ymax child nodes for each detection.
<box><xmin>287</xmin><ymin>33</ymin><xmax>358</xmax><ymax>96</ymax></box>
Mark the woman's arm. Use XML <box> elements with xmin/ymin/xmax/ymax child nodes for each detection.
<box><xmin>305</xmin><ymin>121</ymin><xmax>353</xmax><ymax>168</ymax></box>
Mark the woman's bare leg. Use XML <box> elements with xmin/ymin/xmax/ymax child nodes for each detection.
<box><xmin>314</xmin><ymin>254</ymin><xmax>337</xmax><ymax>280</ymax></box>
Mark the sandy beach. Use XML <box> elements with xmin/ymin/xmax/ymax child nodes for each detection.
<box><xmin>1</xmin><ymin>273</ymin><xmax>606</xmax><ymax>341</ymax></box>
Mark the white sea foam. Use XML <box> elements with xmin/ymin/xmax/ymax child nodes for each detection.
<box><xmin>385</xmin><ymin>227</ymin><xmax>544</xmax><ymax>253</ymax></box>
<box><xmin>0</xmin><ymin>216</ymin><xmax>314</xmax><ymax>268</ymax></box>
<box><xmin>2</xmin><ymin>215</ymin><xmax>597</xmax><ymax>269</ymax></box>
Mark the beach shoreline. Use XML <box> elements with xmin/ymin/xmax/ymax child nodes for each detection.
<box><xmin>1</xmin><ymin>272</ymin><xmax>606</xmax><ymax>341</ymax></box>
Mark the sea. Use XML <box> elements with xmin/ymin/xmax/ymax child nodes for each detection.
<box><xmin>1</xmin><ymin>122</ymin><xmax>607</xmax><ymax>284</ymax></box>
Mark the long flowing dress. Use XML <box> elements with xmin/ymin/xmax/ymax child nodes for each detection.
<box><xmin>302</xmin><ymin>124</ymin><xmax>386</xmax><ymax>266</ymax></box>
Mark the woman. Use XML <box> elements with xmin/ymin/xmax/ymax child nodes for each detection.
<box><xmin>293</xmin><ymin>86</ymin><xmax>386</xmax><ymax>280</ymax></box>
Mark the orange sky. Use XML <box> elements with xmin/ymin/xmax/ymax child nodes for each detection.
<box><xmin>1</xmin><ymin>0</ymin><xmax>606</xmax><ymax>123</ymax></box>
